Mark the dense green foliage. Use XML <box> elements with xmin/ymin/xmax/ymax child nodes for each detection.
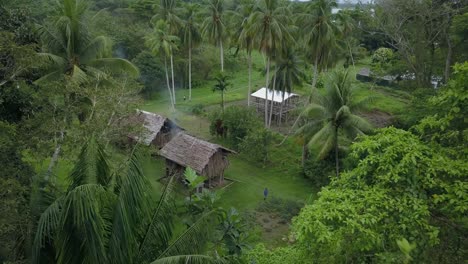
<box><xmin>1</xmin><ymin>0</ymin><xmax>467</xmax><ymax>263</ymax></box>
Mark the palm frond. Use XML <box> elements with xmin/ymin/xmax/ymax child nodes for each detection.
<box><xmin>151</xmin><ymin>255</ymin><xmax>225</xmax><ymax>264</ymax></box>
<box><xmin>89</xmin><ymin>58</ymin><xmax>140</xmax><ymax>77</ymax></box>
<box><xmin>157</xmin><ymin>210</ymin><xmax>218</xmax><ymax>259</ymax></box>
<box><xmin>57</xmin><ymin>184</ymin><xmax>108</xmax><ymax>264</ymax></box>
<box><xmin>137</xmin><ymin>176</ymin><xmax>176</xmax><ymax>262</ymax></box>
<box><xmin>68</xmin><ymin>136</ymin><xmax>111</xmax><ymax>191</ymax></box>
<box><xmin>108</xmin><ymin>148</ymin><xmax>152</xmax><ymax>263</ymax></box>
<box><xmin>32</xmin><ymin>197</ymin><xmax>63</xmax><ymax>264</ymax></box>
<box><xmin>34</xmin><ymin>70</ymin><xmax>63</xmax><ymax>86</ymax></box>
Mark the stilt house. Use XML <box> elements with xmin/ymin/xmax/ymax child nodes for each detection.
<box><xmin>250</xmin><ymin>87</ymin><xmax>300</xmax><ymax>122</ymax></box>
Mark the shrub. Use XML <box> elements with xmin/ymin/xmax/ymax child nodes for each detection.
<box><xmin>372</xmin><ymin>47</ymin><xmax>394</xmax><ymax>64</ymax></box>
<box><xmin>190</xmin><ymin>104</ymin><xmax>205</xmax><ymax>115</ymax></box>
<box><xmin>239</xmin><ymin>128</ymin><xmax>272</xmax><ymax>164</ymax></box>
<box><xmin>209</xmin><ymin>106</ymin><xmax>261</xmax><ymax>149</ymax></box>
<box><xmin>303</xmin><ymin>156</ymin><xmax>334</xmax><ymax>188</ymax></box>
<box><xmin>257</xmin><ymin>196</ymin><xmax>304</xmax><ymax>221</ymax></box>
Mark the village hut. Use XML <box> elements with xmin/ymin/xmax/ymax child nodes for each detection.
<box><xmin>250</xmin><ymin>87</ymin><xmax>300</xmax><ymax>122</ymax></box>
<box><xmin>127</xmin><ymin>110</ymin><xmax>181</xmax><ymax>149</ymax></box>
<box><xmin>356</xmin><ymin>67</ymin><xmax>395</xmax><ymax>86</ymax></box>
<box><xmin>159</xmin><ymin>133</ymin><xmax>234</xmax><ymax>188</ymax></box>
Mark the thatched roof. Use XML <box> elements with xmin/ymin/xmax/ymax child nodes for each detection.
<box><xmin>160</xmin><ymin>133</ymin><xmax>234</xmax><ymax>174</ymax></box>
<box><xmin>128</xmin><ymin>110</ymin><xmax>178</xmax><ymax>146</ymax></box>
<box><xmin>357</xmin><ymin>68</ymin><xmax>371</xmax><ymax>77</ymax></box>
<box><xmin>251</xmin><ymin>87</ymin><xmax>299</xmax><ymax>103</ymax></box>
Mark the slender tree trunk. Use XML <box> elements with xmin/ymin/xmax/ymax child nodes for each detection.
<box><xmin>334</xmin><ymin>126</ymin><xmax>339</xmax><ymax>177</ymax></box>
<box><xmin>347</xmin><ymin>41</ymin><xmax>355</xmax><ymax>68</ymax></box>
<box><xmin>164</xmin><ymin>57</ymin><xmax>174</xmax><ymax>109</ymax></box>
<box><xmin>302</xmin><ymin>142</ymin><xmax>308</xmax><ymax>168</ymax></box>
<box><xmin>189</xmin><ymin>33</ymin><xmax>192</xmax><ymax>101</ymax></box>
<box><xmin>247</xmin><ymin>50</ymin><xmax>252</xmax><ymax>106</ymax></box>
<box><xmin>264</xmin><ymin>56</ymin><xmax>270</xmax><ymax>127</ymax></box>
<box><xmin>311</xmin><ymin>56</ymin><xmax>319</xmax><ymax>98</ymax></box>
<box><xmin>279</xmin><ymin>82</ymin><xmax>285</xmax><ymax>126</ymax></box>
<box><xmin>220</xmin><ymin>40</ymin><xmax>224</xmax><ymax>72</ymax></box>
<box><xmin>170</xmin><ymin>50</ymin><xmax>176</xmax><ymax>105</ymax></box>
<box><xmin>221</xmin><ymin>90</ymin><xmax>224</xmax><ymax>115</ymax></box>
<box><xmin>268</xmin><ymin>65</ymin><xmax>277</xmax><ymax>127</ymax></box>
<box><xmin>444</xmin><ymin>34</ymin><xmax>452</xmax><ymax>82</ymax></box>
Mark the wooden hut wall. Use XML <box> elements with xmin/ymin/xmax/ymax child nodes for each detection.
<box><xmin>201</xmin><ymin>150</ymin><xmax>229</xmax><ymax>180</ymax></box>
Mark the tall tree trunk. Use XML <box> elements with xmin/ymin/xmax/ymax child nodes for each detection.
<box><xmin>268</xmin><ymin>65</ymin><xmax>277</xmax><ymax>127</ymax></box>
<box><xmin>264</xmin><ymin>56</ymin><xmax>270</xmax><ymax>127</ymax></box>
<box><xmin>164</xmin><ymin>57</ymin><xmax>174</xmax><ymax>109</ymax></box>
<box><xmin>347</xmin><ymin>41</ymin><xmax>355</xmax><ymax>68</ymax></box>
<box><xmin>189</xmin><ymin>33</ymin><xmax>192</xmax><ymax>101</ymax></box>
<box><xmin>311</xmin><ymin>56</ymin><xmax>319</xmax><ymax>97</ymax></box>
<box><xmin>302</xmin><ymin>142</ymin><xmax>308</xmax><ymax>168</ymax></box>
<box><xmin>279</xmin><ymin>81</ymin><xmax>285</xmax><ymax>126</ymax></box>
<box><xmin>170</xmin><ymin>50</ymin><xmax>176</xmax><ymax>105</ymax></box>
<box><xmin>220</xmin><ymin>40</ymin><xmax>224</xmax><ymax>72</ymax></box>
<box><xmin>221</xmin><ymin>90</ymin><xmax>224</xmax><ymax>115</ymax></box>
<box><xmin>334</xmin><ymin>126</ymin><xmax>339</xmax><ymax>177</ymax></box>
<box><xmin>247</xmin><ymin>50</ymin><xmax>252</xmax><ymax>106</ymax></box>
<box><xmin>444</xmin><ymin>34</ymin><xmax>453</xmax><ymax>82</ymax></box>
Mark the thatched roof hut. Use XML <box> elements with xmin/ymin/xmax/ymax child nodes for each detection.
<box><xmin>127</xmin><ymin>110</ymin><xmax>181</xmax><ymax>149</ymax></box>
<box><xmin>160</xmin><ymin>133</ymin><xmax>234</xmax><ymax>187</ymax></box>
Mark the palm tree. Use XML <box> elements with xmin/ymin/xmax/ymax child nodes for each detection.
<box><xmin>146</xmin><ymin>20</ymin><xmax>180</xmax><ymax>109</ymax></box>
<box><xmin>202</xmin><ymin>0</ymin><xmax>226</xmax><ymax>72</ymax></box>
<box><xmin>295</xmin><ymin>70</ymin><xmax>373</xmax><ymax>176</ymax></box>
<box><xmin>246</xmin><ymin>0</ymin><xmax>292</xmax><ymax>127</ymax></box>
<box><xmin>181</xmin><ymin>3</ymin><xmax>202</xmax><ymax>101</ymax></box>
<box><xmin>336</xmin><ymin>10</ymin><xmax>357</xmax><ymax>68</ymax></box>
<box><xmin>212</xmin><ymin>71</ymin><xmax>231</xmax><ymax>115</ymax></box>
<box><xmin>236</xmin><ymin>0</ymin><xmax>256</xmax><ymax>106</ymax></box>
<box><xmin>298</xmin><ymin>0</ymin><xmax>339</xmax><ymax>91</ymax></box>
<box><xmin>32</xmin><ymin>137</ymin><xmax>219</xmax><ymax>264</ymax></box>
<box><xmin>36</xmin><ymin>0</ymin><xmax>138</xmax><ymax>85</ymax></box>
<box><xmin>272</xmin><ymin>48</ymin><xmax>305</xmax><ymax>125</ymax></box>
<box><xmin>152</xmin><ymin>0</ymin><xmax>183</xmax><ymax>35</ymax></box>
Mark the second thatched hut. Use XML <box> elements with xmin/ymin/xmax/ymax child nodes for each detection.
<box><xmin>127</xmin><ymin>110</ymin><xmax>181</xmax><ymax>149</ymax></box>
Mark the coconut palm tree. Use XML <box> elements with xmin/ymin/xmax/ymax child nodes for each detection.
<box><xmin>181</xmin><ymin>3</ymin><xmax>202</xmax><ymax>101</ymax></box>
<box><xmin>32</xmin><ymin>137</ymin><xmax>219</xmax><ymax>264</ymax></box>
<box><xmin>146</xmin><ymin>20</ymin><xmax>180</xmax><ymax>109</ymax></box>
<box><xmin>36</xmin><ymin>0</ymin><xmax>138</xmax><ymax>85</ymax></box>
<box><xmin>235</xmin><ymin>0</ymin><xmax>256</xmax><ymax>106</ymax></box>
<box><xmin>336</xmin><ymin>10</ymin><xmax>357</xmax><ymax>68</ymax></box>
<box><xmin>212</xmin><ymin>71</ymin><xmax>231</xmax><ymax>115</ymax></box>
<box><xmin>295</xmin><ymin>70</ymin><xmax>373</xmax><ymax>177</ymax></box>
<box><xmin>246</xmin><ymin>0</ymin><xmax>292</xmax><ymax>127</ymax></box>
<box><xmin>271</xmin><ymin>48</ymin><xmax>305</xmax><ymax>125</ymax></box>
<box><xmin>152</xmin><ymin>0</ymin><xmax>183</xmax><ymax>35</ymax></box>
<box><xmin>202</xmin><ymin>0</ymin><xmax>226</xmax><ymax>72</ymax></box>
<box><xmin>298</xmin><ymin>0</ymin><xmax>339</xmax><ymax>91</ymax></box>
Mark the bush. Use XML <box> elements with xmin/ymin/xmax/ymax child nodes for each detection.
<box><xmin>372</xmin><ymin>47</ymin><xmax>394</xmax><ymax>64</ymax></box>
<box><xmin>257</xmin><ymin>196</ymin><xmax>304</xmax><ymax>221</ymax></box>
<box><xmin>239</xmin><ymin>128</ymin><xmax>272</xmax><ymax>164</ymax></box>
<box><xmin>303</xmin><ymin>156</ymin><xmax>334</xmax><ymax>188</ymax></box>
<box><xmin>209</xmin><ymin>106</ymin><xmax>261</xmax><ymax>149</ymax></box>
<box><xmin>190</xmin><ymin>104</ymin><xmax>205</xmax><ymax>115</ymax></box>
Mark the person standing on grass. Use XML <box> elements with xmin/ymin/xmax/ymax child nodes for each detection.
<box><xmin>263</xmin><ymin>187</ymin><xmax>269</xmax><ymax>200</ymax></box>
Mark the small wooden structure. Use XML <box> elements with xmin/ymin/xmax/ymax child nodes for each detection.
<box><xmin>160</xmin><ymin>133</ymin><xmax>234</xmax><ymax>188</ymax></box>
<box><xmin>250</xmin><ymin>87</ymin><xmax>300</xmax><ymax>122</ymax></box>
<box><xmin>356</xmin><ymin>68</ymin><xmax>395</xmax><ymax>87</ymax></box>
<box><xmin>127</xmin><ymin>110</ymin><xmax>181</xmax><ymax>149</ymax></box>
